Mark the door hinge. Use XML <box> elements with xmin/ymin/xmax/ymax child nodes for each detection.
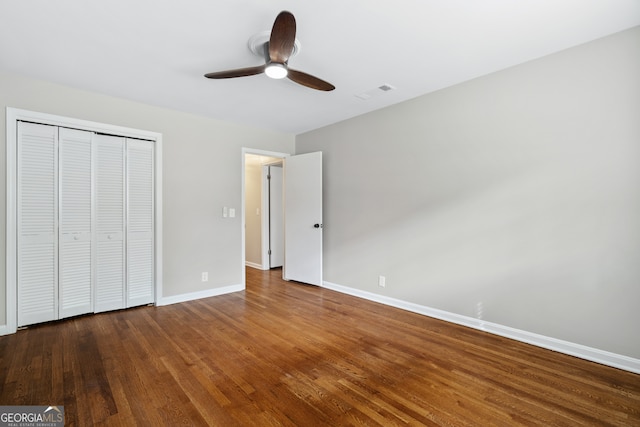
<box><xmin>267</xmin><ymin>174</ymin><xmax>271</xmax><ymax>180</ymax></box>
<box><xmin>268</xmin><ymin>249</ymin><xmax>272</xmax><ymax>255</ymax></box>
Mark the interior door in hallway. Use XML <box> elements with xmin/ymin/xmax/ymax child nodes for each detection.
<box><xmin>268</xmin><ymin>165</ymin><xmax>284</xmax><ymax>268</ymax></box>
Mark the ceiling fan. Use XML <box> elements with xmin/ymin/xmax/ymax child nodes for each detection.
<box><xmin>204</xmin><ymin>11</ymin><xmax>335</xmax><ymax>92</ymax></box>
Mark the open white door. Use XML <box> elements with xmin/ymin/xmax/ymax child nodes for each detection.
<box><xmin>283</xmin><ymin>152</ymin><xmax>323</xmax><ymax>285</ymax></box>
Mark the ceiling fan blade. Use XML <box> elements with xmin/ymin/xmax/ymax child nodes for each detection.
<box><xmin>287</xmin><ymin>69</ymin><xmax>335</xmax><ymax>91</ymax></box>
<box><xmin>269</xmin><ymin>11</ymin><xmax>296</xmax><ymax>63</ymax></box>
<box><xmin>204</xmin><ymin>65</ymin><xmax>266</xmax><ymax>79</ymax></box>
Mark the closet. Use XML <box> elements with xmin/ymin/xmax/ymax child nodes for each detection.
<box><xmin>17</xmin><ymin>121</ymin><xmax>155</xmax><ymax>327</ymax></box>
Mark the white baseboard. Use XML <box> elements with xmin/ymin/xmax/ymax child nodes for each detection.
<box><xmin>0</xmin><ymin>324</ymin><xmax>10</xmax><ymax>336</ymax></box>
<box><xmin>157</xmin><ymin>284</ymin><xmax>244</xmax><ymax>306</ymax></box>
<box><xmin>322</xmin><ymin>280</ymin><xmax>640</xmax><ymax>375</ymax></box>
<box><xmin>245</xmin><ymin>261</ymin><xmax>267</xmax><ymax>270</ymax></box>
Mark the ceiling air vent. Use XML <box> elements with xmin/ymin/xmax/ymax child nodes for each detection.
<box><xmin>355</xmin><ymin>84</ymin><xmax>396</xmax><ymax>100</ymax></box>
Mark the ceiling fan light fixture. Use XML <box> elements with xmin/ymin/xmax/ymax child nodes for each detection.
<box><xmin>265</xmin><ymin>63</ymin><xmax>288</xmax><ymax>79</ymax></box>
<box><xmin>205</xmin><ymin>11</ymin><xmax>334</xmax><ymax>91</ymax></box>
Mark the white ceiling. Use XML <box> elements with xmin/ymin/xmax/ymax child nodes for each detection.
<box><xmin>1</xmin><ymin>1</ymin><xmax>639</xmax><ymax>134</ymax></box>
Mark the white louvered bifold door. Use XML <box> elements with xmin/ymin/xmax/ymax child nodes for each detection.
<box><xmin>126</xmin><ymin>139</ymin><xmax>154</xmax><ymax>307</ymax></box>
<box><xmin>58</xmin><ymin>128</ymin><xmax>94</xmax><ymax>319</ymax></box>
<box><xmin>94</xmin><ymin>135</ymin><xmax>126</xmax><ymax>312</ymax></box>
<box><xmin>17</xmin><ymin>122</ymin><xmax>59</xmax><ymax>326</ymax></box>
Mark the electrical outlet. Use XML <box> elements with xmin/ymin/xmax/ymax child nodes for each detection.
<box><xmin>202</xmin><ymin>272</ymin><xmax>208</xmax><ymax>282</ymax></box>
<box><xmin>476</xmin><ymin>301</ymin><xmax>484</xmax><ymax>320</ymax></box>
<box><xmin>476</xmin><ymin>301</ymin><xmax>486</xmax><ymax>330</ymax></box>
<box><xmin>378</xmin><ymin>275</ymin><xmax>386</xmax><ymax>288</ymax></box>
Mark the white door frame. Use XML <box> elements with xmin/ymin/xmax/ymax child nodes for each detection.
<box><xmin>241</xmin><ymin>148</ymin><xmax>289</xmax><ymax>286</ymax></box>
<box><xmin>4</xmin><ymin>107</ymin><xmax>163</xmax><ymax>335</ymax></box>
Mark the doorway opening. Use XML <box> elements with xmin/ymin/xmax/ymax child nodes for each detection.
<box><xmin>241</xmin><ymin>148</ymin><xmax>324</xmax><ymax>288</ymax></box>
<box><xmin>241</xmin><ymin>149</ymin><xmax>289</xmax><ymax>286</ymax></box>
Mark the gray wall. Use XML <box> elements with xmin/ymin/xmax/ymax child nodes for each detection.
<box><xmin>0</xmin><ymin>71</ymin><xmax>294</xmax><ymax>326</ymax></box>
<box><xmin>296</xmin><ymin>27</ymin><xmax>640</xmax><ymax>358</ymax></box>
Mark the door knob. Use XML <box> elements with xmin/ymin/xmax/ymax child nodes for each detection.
<box><xmin>313</xmin><ymin>223</ymin><xmax>323</xmax><ymax>228</ymax></box>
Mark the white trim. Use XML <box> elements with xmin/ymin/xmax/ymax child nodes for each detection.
<box><xmin>4</xmin><ymin>107</ymin><xmax>163</xmax><ymax>335</ymax></box>
<box><xmin>241</xmin><ymin>148</ymin><xmax>290</xmax><ymax>288</ymax></box>
<box><xmin>154</xmin><ymin>134</ymin><xmax>164</xmax><ymax>304</ymax></box>
<box><xmin>245</xmin><ymin>261</ymin><xmax>267</xmax><ymax>270</ymax></box>
<box><xmin>7</xmin><ymin>108</ymin><xmax>162</xmax><ymax>139</ymax></box>
<box><xmin>5</xmin><ymin>108</ymin><xmax>18</xmax><ymax>334</ymax></box>
<box><xmin>157</xmin><ymin>284</ymin><xmax>243</xmax><ymax>306</ymax></box>
<box><xmin>322</xmin><ymin>280</ymin><xmax>640</xmax><ymax>375</ymax></box>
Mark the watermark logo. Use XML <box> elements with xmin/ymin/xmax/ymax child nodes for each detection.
<box><xmin>0</xmin><ymin>406</ymin><xmax>64</xmax><ymax>427</ymax></box>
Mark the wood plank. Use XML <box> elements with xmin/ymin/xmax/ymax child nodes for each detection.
<box><xmin>0</xmin><ymin>267</ymin><xmax>638</xmax><ymax>426</ymax></box>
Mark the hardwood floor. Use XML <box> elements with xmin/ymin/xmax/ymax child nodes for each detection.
<box><xmin>1</xmin><ymin>267</ymin><xmax>639</xmax><ymax>426</ymax></box>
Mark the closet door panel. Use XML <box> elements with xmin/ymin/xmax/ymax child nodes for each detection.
<box><xmin>128</xmin><ymin>239</ymin><xmax>154</xmax><ymax>302</ymax></box>
<box><xmin>59</xmin><ymin>239</ymin><xmax>92</xmax><ymax>316</ymax></box>
<box><xmin>17</xmin><ymin>122</ymin><xmax>58</xmax><ymax>326</ymax></box>
<box><xmin>127</xmin><ymin>139</ymin><xmax>154</xmax><ymax>307</ymax></box>
<box><xmin>59</xmin><ymin>128</ymin><xmax>93</xmax><ymax>319</ymax></box>
<box><xmin>94</xmin><ymin>135</ymin><xmax>126</xmax><ymax>312</ymax></box>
